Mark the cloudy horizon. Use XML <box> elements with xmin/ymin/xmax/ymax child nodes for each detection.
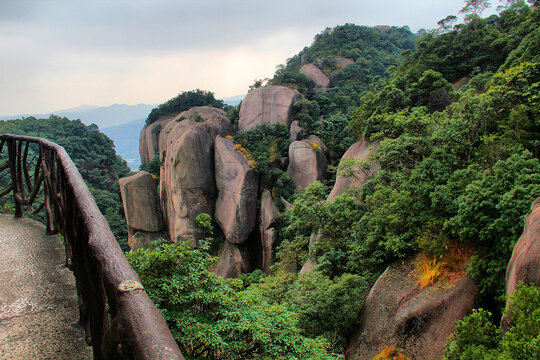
<box><xmin>0</xmin><ymin>0</ymin><xmax>499</xmax><ymax>115</ymax></box>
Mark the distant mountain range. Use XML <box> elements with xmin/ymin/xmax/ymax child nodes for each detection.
<box><xmin>1</xmin><ymin>95</ymin><xmax>244</xmax><ymax>170</ymax></box>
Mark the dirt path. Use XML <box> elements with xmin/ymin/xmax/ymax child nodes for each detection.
<box><xmin>0</xmin><ymin>214</ymin><xmax>92</xmax><ymax>359</ymax></box>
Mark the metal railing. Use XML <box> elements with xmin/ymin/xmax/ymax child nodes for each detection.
<box><xmin>0</xmin><ymin>134</ymin><xmax>184</xmax><ymax>360</ymax></box>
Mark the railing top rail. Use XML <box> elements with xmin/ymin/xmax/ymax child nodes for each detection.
<box><xmin>0</xmin><ymin>133</ymin><xmax>184</xmax><ymax>360</ymax></box>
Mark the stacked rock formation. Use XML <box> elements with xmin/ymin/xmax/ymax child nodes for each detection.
<box><xmin>213</xmin><ymin>136</ymin><xmax>259</xmax><ymax>277</ymax></box>
<box><xmin>132</xmin><ymin>85</ymin><xmax>333</xmax><ymax>277</ymax></box>
<box><xmin>161</xmin><ymin>107</ymin><xmax>233</xmax><ymax>244</ymax></box>
<box><xmin>139</xmin><ymin>114</ymin><xmax>176</xmax><ymax>164</ymax></box>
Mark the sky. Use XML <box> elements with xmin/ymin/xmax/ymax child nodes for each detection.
<box><xmin>0</xmin><ymin>0</ymin><xmax>500</xmax><ymax>115</ymax></box>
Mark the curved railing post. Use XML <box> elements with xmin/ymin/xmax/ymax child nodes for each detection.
<box><xmin>0</xmin><ymin>133</ymin><xmax>184</xmax><ymax>360</ymax></box>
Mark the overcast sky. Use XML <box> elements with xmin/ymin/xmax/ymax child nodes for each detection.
<box><xmin>0</xmin><ymin>0</ymin><xmax>499</xmax><ymax>115</ymax></box>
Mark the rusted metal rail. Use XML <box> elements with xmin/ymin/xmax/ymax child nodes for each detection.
<box><xmin>0</xmin><ymin>134</ymin><xmax>184</xmax><ymax>360</ymax></box>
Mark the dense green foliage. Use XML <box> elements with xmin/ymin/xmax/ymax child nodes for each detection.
<box><xmin>139</xmin><ymin>153</ymin><xmax>161</xmax><ymax>177</ymax></box>
<box><xmin>233</xmin><ymin>123</ymin><xmax>296</xmax><ymax>202</ymax></box>
<box><xmin>270</xmin><ymin>24</ymin><xmax>418</xmax><ymax>164</ymax></box>
<box><xmin>146</xmin><ymin>89</ymin><xmax>224</xmax><ymax>126</ymax></box>
<box><xmin>344</xmin><ymin>53</ymin><xmax>539</xmax><ymax>309</ymax></box>
<box><xmin>444</xmin><ymin>284</ymin><xmax>540</xmax><ymax>360</ymax></box>
<box><xmin>280</xmin><ymin>23</ymin><xmax>416</xmax><ymax>84</ymax></box>
<box><xmin>132</xmin><ymin>2</ymin><xmax>539</xmax><ymax>358</ymax></box>
<box><xmin>126</xmin><ymin>240</ymin><xmax>342</xmax><ymax>359</ymax></box>
<box><xmin>274</xmin><ymin>8</ymin><xmax>539</xmax><ymax>351</ymax></box>
<box><xmin>0</xmin><ymin>116</ymin><xmax>131</xmax><ymax>248</ymax></box>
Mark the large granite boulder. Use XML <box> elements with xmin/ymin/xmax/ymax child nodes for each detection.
<box><xmin>139</xmin><ymin>115</ymin><xmax>176</xmax><ymax>164</ymax></box>
<box><xmin>260</xmin><ymin>190</ymin><xmax>281</xmax><ymax>274</ymax></box>
<box><xmin>214</xmin><ymin>136</ymin><xmax>259</xmax><ymax>244</ymax></box>
<box><xmin>299</xmin><ymin>64</ymin><xmax>330</xmax><ymax>91</ymax></box>
<box><xmin>161</xmin><ymin>106</ymin><xmax>233</xmax><ymax>243</ymax></box>
<box><xmin>158</xmin><ymin>117</ymin><xmax>180</xmax><ymax>160</ymax></box>
<box><xmin>335</xmin><ymin>57</ymin><xmax>354</xmax><ymax>69</ymax></box>
<box><xmin>502</xmin><ymin>197</ymin><xmax>540</xmax><ymax>329</ymax></box>
<box><xmin>119</xmin><ymin>171</ymin><xmax>167</xmax><ymax>249</ymax></box>
<box><xmin>328</xmin><ymin>140</ymin><xmax>379</xmax><ymax>202</ymax></box>
<box><xmin>213</xmin><ymin>241</ymin><xmax>250</xmax><ymax>279</ymax></box>
<box><xmin>287</xmin><ymin>137</ymin><xmax>328</xmax><ymax>190</ymax></box>
<box><xmin>346</xmin><ymin>260</ymin><xmax>477</xmax><ymax>360</ymax></box>
<box><xmin>238</xmin><ymin>85</ymin><xmax>302</xmax><ymax>131</ymax></box>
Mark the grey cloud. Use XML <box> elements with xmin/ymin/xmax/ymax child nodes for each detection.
<box><xmin>2</xmin><ymin>0</ymin><xmax>456</xmax><ymax>55</ymax></box>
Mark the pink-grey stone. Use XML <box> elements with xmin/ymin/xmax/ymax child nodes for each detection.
<box><xmin>502</xmin><ymin>197</ymin><xmax>540</xmax><ymax>330</ymax></box>
<box><xmin>214</xmin><ymin>136</ymin><xmax>259</xmax><ymax>244</ymax></box>
<box><xmin>213</xmin><ymin>241</ymin><xmax>250</xmax><ymax>279</ymax></box>
<box><xmin>238</xmin><ymin>85</ymin><xmax>302</xmax><ymax>131</ymax></box>
<box><xmin>289</xmin><ymin>120</ymin><xmax>304</xmax><ymax>141</ymax></box>
<box><xmin>161</xmin><ymin>107</ymin><xmax>232</xmax><ymax>244</ymax></box>
<box><xmin>287</xmin><ymin>138</ymin><xmax>328</xmax><ymax>190</ymax></box>
<box><xmin>299</xmin><ymin>64</ymin><xmax>330</xmax><ymax>90</ymax></box>
<box><xmin>139</xmin><ymin>115</ymin><xmax>176</xmax><ymax>164</ymax></box>
<box><xmin>335</xmin><ymin>57</ymin><xmax>355</xmax><ymax>69</ymax></box>
<box><xmin>260</xmin><ymin>190</ymin><xmax>281</xmax><ymax>273</ymax></box>
<box><xmin>346</xmin><ymin>260</ymin><xmax>477</xmax><ymax>360</ymax></box>
<box><xmin>306</xmin><ymin>135</ymin><xmax>328</xmax><ymax>153</ymax></box>
<box><xmin>328</xmin><ymin>140</ymin><xmax>379</xmax><ymax>203</ymax></box>
<box><xmin>119</xmin><ymin>171</ymin><xmax>166</xmax><ymax>249</ymax></box>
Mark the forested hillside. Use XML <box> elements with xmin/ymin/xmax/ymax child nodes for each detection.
<box><xmin>0</xmin><ymin>116</ymin><xmax>131</xmax><ymax>248</ymax></box>
<box><xmin>128</xmin><ymin>1</ymin><xmax>539</xmax><ymax>358</ymax></box>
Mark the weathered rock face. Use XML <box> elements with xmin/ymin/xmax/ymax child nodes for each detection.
<box><xmin>299</xmin><ymin>64</ymin><xmax>330</xmax><ymax>91</ymax></box>
<box><xmin>287</xmin><ymin>138</ymin><xmax>328</xmax><ymax>190</ymax></box>
<box><xmin>161</xmin><ymin>107</ymin><xmax>233</xmax><ymax>244</ymax></box>
<box><xmin>139</xmin><ymin>115</ymin><xmax>177</xmax><ymax>164</ymax></box>
<box><xmin>452</xmin><ymin>76</ymin><xmax>471</xmax><ymax>91</ymax></box>
<box><xmin>328</xmin><ymin>140</ymin><xmax>379</xmax><ymax>202</ymax></box>
<box><xmin>238</xmin><ymin>85</ymin><xmax>302</xmax><ymax>131</ymax></box>
<box><xmin>502</xmin><ymin>197</ymin><xmax>540</xmax><ymax>329</ymax></box>
<box><xmin>289</xmin><ymin>120</ymin><xmax>304</xmax><ymax>141</ymax></box>
<box><xmin>346</xmin><ymin>261</ymin><xmax>477</xmax><ymax>360</ymax></box>
<box><xmin>214</xmin><ymin>136</ymin><xmax>259</xmax><ymax>244</ymax></box>
<box><xmin>119</xmin><ymin>171</ymin><xmax>167</xmax><ymax>249</ymax></box>
<box><xmin>213</xmin><ymin>241</ymin><xmax>250</xmax><ymax>279</ymax></box>
<box><xmin>335</xmin><ymin>57</ymin><xmax>354</xmax><ymax>69</ymax></box>
<box><xmin>158</xmin><ymin>117</ymin><xmax>180</xmax><ymax>159</ymax></box>
<box><xmin>260</xmin><ymin>190</ymin><xmax>281</xmax><ymax>273</ymax></box>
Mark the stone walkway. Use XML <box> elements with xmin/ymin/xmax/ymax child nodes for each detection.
<box><xmin>0</xmin><ymin>214</ymin><xmax>92</xmax><ymax>359</ymax></box>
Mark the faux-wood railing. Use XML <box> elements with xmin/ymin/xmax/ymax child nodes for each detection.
<box><xmin>0</xmin><ymin>134</ymin><xmax>184</xmax><ymax>360</ymax></box>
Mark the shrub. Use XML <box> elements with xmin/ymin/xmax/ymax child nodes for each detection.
<box><xmin>146</xmin><ymin>89</ymin><xmax>223</xmax><ymax>125</ymax></box>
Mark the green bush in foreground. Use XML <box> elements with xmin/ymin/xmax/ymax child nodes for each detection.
<box><xmin>444</xmin><ymin>284</ymin><xmax>540</xmax><ymax>360</ymax></box>
<box><xmin>126</xmin><ymin>240</ymin><xmax>341</xmax><ymax>360</ymax></box>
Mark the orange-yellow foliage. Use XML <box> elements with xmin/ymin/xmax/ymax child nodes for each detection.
<box><xmin>310</xmin><ymin>142</ymin><xmax>322</xmax><ymax>152</ymax></box>
<box><xmin>416</xmin><ymin>242</ymin><xmax>473</xmax><ymax>288</ymax></box>
<box><xmin>234</xmin><ymin>144</ymin><xmax>255</xmax><ymax>168</ymax></box>
<box><xmin>371</xmin><ymin>346</ymin><xmax>410</xmax><ymax>360</ymax></box>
